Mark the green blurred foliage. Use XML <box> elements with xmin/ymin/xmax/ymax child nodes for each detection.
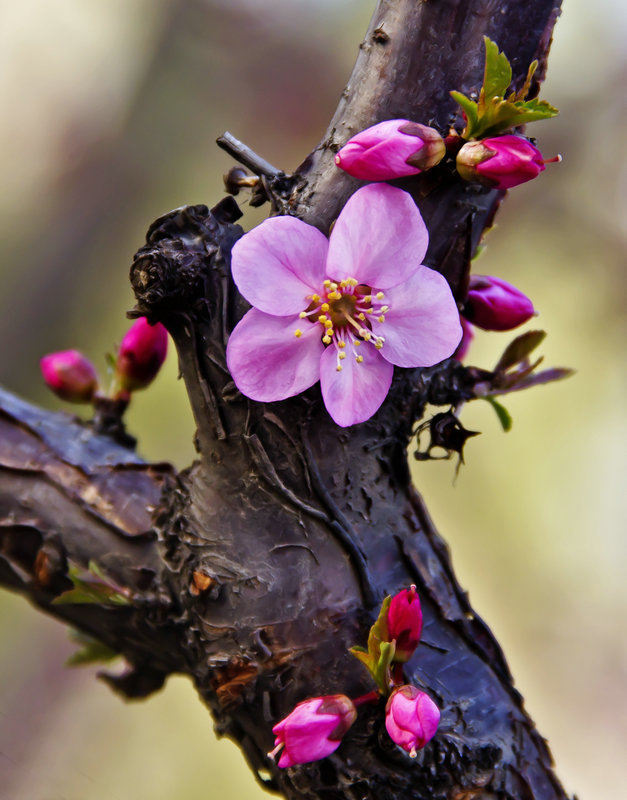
<box><xmin>1</xmin><ymin>1</ymin><xmax>626</xmax><ymax>799</ymax></box>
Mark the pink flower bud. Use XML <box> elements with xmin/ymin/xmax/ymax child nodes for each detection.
<box><xmin>453</xmin><ymin>316</ymin><xmax>474</xmax><ymax>361</ymax></box>
<box><xmin>269</xmin><ymin>695</ymin><xmax>357</xmax><ymax>768</ymax></box>
<box><xmin>385</xmin><ymin>685</ymin><xmax>440</xmax><ymax>757</ymax></box>
<box><xmin>115</xmin><ymin>318</ymin><xmax>168</xmax><ymax>392</ymax></box>
<box><xmin>40</xmin><ymin>350</ymin><xmax>98</xmax><ymax>403</ymax></box>
<box><xmin>456</xmin><ymin>135</ymin><xmax>559</xmax><ymax>190</ymax></box>
<box><xmin>464</xmin><ymin>274</ymin><xmax>535</xmax><ymax>331</ymax></box>
<box><xmin>387</xmin><ymin>585</ymin><xmax>423</xmax><ymax>662</ymax></box>
<box><xmin>334</xmin><ymin>120</ymin><xmax>446</xmax><ymax>181</ymax></box>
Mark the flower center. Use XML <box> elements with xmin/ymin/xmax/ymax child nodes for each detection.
<box><xmin>292</xmin><ymin>277</ymin><xmax>389</xmax><ymax>372</ymax></box>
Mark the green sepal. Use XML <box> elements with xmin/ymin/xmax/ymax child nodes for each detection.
<box><xmin>53</xmin><ymin>561</ymin><xmax>132</xmax><ymax>606</ymax></box>
<box><xmin>348</xmin><ymin>595</ymin><xmax>396</xmax><ymax>694</ymax></box>
<box><xmin>483</xmin><ymin>396</ymin><xmax>513</xmax><ymax>432</ymax></box>
<box><xmin>451</xmin><ymin>37</ymin><xmax>558</xmax><ymax>140</ymax></box>
<box><xmin>66</xmin><ymin>630</ymin><xmax>119</xmax><ymax>667</ymax></box>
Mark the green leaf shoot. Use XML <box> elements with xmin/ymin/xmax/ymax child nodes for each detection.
<box><xmin>451</xmin><ymin>37</ymin><xmax>558</xmax><ymax>140</ymax></box>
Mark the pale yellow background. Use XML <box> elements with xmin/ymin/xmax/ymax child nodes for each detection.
<box><xmin>0</xmin><ymin>1</ymin><xmax>625</xmax><ymax>798</ymax></box>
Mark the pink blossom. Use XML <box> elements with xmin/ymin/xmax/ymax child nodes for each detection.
<box><xmin>464</xmin><ymin>274</ymin><xmax>535</xmax><ymax>331</ymax></box>
<box><xmin>388</xmin><ymin>585</ymin><xmax>423</xmax><ymax>663</ymax></box>
<box><xmin>456</xmin><ymin>135</ymin><xmax>558</xmax><ymax>190</ymax></box>
<box><xmin>334</xmin><ymin>120</ymin><xmax>446</xmax><ymax>181</ymax></box>
<box><xmin>453</xmin><ymin>316</ymin><xmax>474</xmax><ymax>361</ymax></box>
<box><xmin>115</xmin><ymin>318</ymin><xmax>168</xmax><ymax>392</ymax></box>
<box><xmin>40</xmin><ymin>350</ymin><xmax>98</xmax><ymax>403</ymax></box>
<box><xmin>226</xmin><ymin>184</ymin><xmax>462</xmax><ymax>427</ymax></box>
<box><xmin>269</xmin><ymin>695</ymin><xmax>357</xmax><ymax>768</ymax></box>
<box><xmin>385</xmin><ymin>685</ymin><xmax>440</xmax><ymax>757</ymax></box>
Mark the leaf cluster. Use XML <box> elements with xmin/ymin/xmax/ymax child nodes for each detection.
<box><xmin>451</xmin><ymin>37</ymin><xmax>558</xmax><ymax>140</ymax></box>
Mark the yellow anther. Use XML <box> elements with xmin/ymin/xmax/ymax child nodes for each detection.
<box><xmin>328</xmin><ymin>291</ymin><xmax>341</xmax><ymax>300</ymax></box>
<box><xmin>375</xmin><ymin>341</ymin><xmax>383</xmax><ymax>349</ymax></box>
<box><xmin>323</xmin><ymin>280</ymin><xmax>331</xmax><ymax>287</ymax></box>
<box><xmin>361</xmin><ymin>330</ymin><xmax>371</xmax><ymax>341</ymax></box>
<box><xmin>318</xmin><ymin>314</ymin><xmax>328</xmax><ymax>322</ymax></box>
<box><xmin>299</xmin><ymin>311</ymin><xmax>307</xmax><ymax>319</ymax></box>
<box><xmin>322</xmin><ymin>335</ymin><xmax>331</xmax><ymax>345</ymax></box>
<box><xmin>311</xmin><ymin>294</ymin><xmax>321</xmax><ymax>302</ymax></box>
<box><xmin>330</xmin><ymin>282</ymin><xmax>338</xmax><ymax>290</ymax></box>
<box><xmin>378</xmin><ymin>315</ymin><xmax>385</xmax><ymax>323</ymax></box>
<box><xmin>339</xmin><ymin>279</ymin><xmax>348</xmax><ymax>288</ymax></box>
<box><xmin>356</xmin><ymin>355</ymin><xmax>364</xmax><ymax>363</ymax></box>
<box><xmin>321</xmin><ymin>303</ymin><xmax>330</xmax><ymax>312</ymax></box>
<box><xmin>376</xmin><ymin>291</ymin><xmax>384</xmax><ymax>300</ymax></box>
<box><xmin>294</xmin><ymin>329</ymin><xmax>302</xmax><ymax>338</ymax></box>
<box><xmin>335</xmin><ymin>365</ymin><xmax>343</xmax><ymax>372</ymax></box>
<box><xmin>354</xmin><ymin>339</ymin><xmax>361</xmax><ymax>346</ymax></box>
<box><xmin>381</xmin><ymin>305</ymin><xmax>389</xmax><ymax>313</ymax></box>
<box><xmin>357</xmin><ymin>313</ymin><xmax>365</xmax><ymax>321</ymax></box>
<box><xmin>327</xmin><ymin>329</ymin><xmax>334</xmax><ymax>337</ymax></box>
<box><xmin>338</xmin><ymin>340</ymin><xmax>346</xmax><ymax>348</ymax></box>
<box><xmin>324</xmin><ymin>320</ymin><xmax>333</xmax><ymax>329</ymax></box>
<box><xmin>362</xmin><ymin>295</ymin><xmax>371</xmax><ymax>303</ymax></box>
<box><xmin>339</xmin><ymin>352</ymin><xmax>346</xmax><ymax>360</ymax></box>
<box><xmin>365</xmin><ymin>308</ymin><xmax>373</xmax><ymax>314</ymax></box>
<box><xmin>349</xmin><ymin>278</ymin><xmax>358</xmax><ymax>286</ymax></box>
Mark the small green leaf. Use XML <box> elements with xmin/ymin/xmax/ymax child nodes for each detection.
<box><xmin>450</xmin><ymin>90</ymin><xmax>478</xmax><ymax>132</ymax></box>
<box><xmin>481</xmin><ymin>36</ymin><xmax>512</xmax><ymax>103</ymax></box>
<box><xmin>494</xmin><ymin>330</ymin><xmax>546</xmax><ymax>373</ymax></box>
<box><xmin>484</xmin><ymin>396</ymin><xmax>513</xmax><ymax>432</ymax></box>
<box><xmin>372</xmin><ymin>640</ymin><xmax>396</xmax><ymax>695</ymax></box>
<box><xmin>66</xmin><ymin>630</ymin><xmax>118</xmax><ymax>667</ymax></box>
<box><xmin>53</xmin><ymin>561</ymin><xmax>131</xmax><ymax>607</ymax></box>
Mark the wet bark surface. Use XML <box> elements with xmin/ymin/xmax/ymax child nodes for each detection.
<box><xmin>0</xmin><ymin>1</ymin><xmax>570</xmax><ymax>798</ymax></box>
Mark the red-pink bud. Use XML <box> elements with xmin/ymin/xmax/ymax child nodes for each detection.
<box><xmin>464</xmin><ymin>274</ymin><xmax>535</xmax><ymax>331</ymax></box>
<box><xmin>115</xmin><ymin>318</ymin><xmax>168</xmax><ymax>392</ymax></box>
<box><xmin>269</xmin><ymin>695</ymin><xmax>357</xmax><ymax>768</ymax></box>
<box><xmin>387</xmin><ymin>585</ymin><xmax>423</xmax><ymax>663</ymax></box>
<box><xmin>453</xmin><ymin>316</ymin><xmax>474</xmax><ymax>361</ymax></box>
<box><xmin>40</xmin><ymin>350</ymin><xmax>98</xmax><ymax>403</ymax></box>
<box><xmin>456</xmin><ymin>135</ymin><xmax>558</xmax><ymax>190</ymax></box>
<box><xmin>385</xmin><ymin>685</ymin><xmax>440</xmax><ymax>757</ymax></box>
<box><xmin>334</xmin><ymin>120</ymin><xmax>446</xmax><ymax>181</ymax></box>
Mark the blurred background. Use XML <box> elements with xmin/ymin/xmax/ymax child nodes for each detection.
<box><xmin>0</xmin><ymin>0</ymin><xmax>625</xmax><ymax>798</ymax></box>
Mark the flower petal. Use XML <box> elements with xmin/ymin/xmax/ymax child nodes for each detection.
<box><xmin>231</xmin><ymin>216</ymin><xmax>329</xmax><ymax>315</ymax></box>
<box><xmin>320</xmin><ymin>340</ymin><xmax>393</xmax><ymax>427</ymax></box>
<box><xmin>372</xmin><ymin>266</ymin><xmax>462</xmax><ymax>367</ymax></box>
<box><xmin>325</xmin><ymin>184</ymin><xmax>428</xmax><ymax>289</ymax></box>
<box><xmin>227</xmin><ymin>309</ymin><xmax>323</xmax><ymax>401</ymax></box>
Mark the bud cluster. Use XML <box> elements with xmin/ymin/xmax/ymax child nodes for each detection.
<box><xmin>268</xmin><ymin>586</ymin><xmax>440</xmax><ymax>769</ymax></box>
<box><xmin>40</xmin><ymin>318</ymin><xmax>168</xmax><ymax>411</ymax></box>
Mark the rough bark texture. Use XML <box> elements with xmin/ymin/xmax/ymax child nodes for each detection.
<box><xmin>0</xmin><ymin>1</ymin><xmax>570</xmax><ymax>799</ymax></box>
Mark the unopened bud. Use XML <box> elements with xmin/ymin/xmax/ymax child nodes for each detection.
<box><xmin>115</xmin><ymin>318</ymin><xmax>168</xmax><ymax>392</ymax></box>
<box><xmin>387</xmin><ymin>585</ymin><xmax>423</xmax><ymax>663</ymax></box>
<box><xmin>335</xmin><ymin>120</ymin><xmax>445</xmax><ymax>181</ymax></box>
<box><xmin>269</xmin><ymin>695</ymin><xmax>357</xmax><ymax>768</ymax></box>
<box><xmin>40</xmin><ymin>350</ymin><xmax>98</xmax><ymax>403</ymax></box>
<box><xmin>464</xmin><ymin>274</ymin><xmax>535</xmax><ymax>331</ymax></box>
<box><xmin>457</xmin><ymin>135</ymin><xmax>559</xmax><ymax>190</ymax></box>
<box><xmin>385</xmin><ymin>686</ymin><xmax>440</xmax><ymax>757</ymax></box>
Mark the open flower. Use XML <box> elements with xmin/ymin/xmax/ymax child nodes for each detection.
<box><xmin>385</xmin><ymin>685</ymin><xmax>440</xmax><ymax>757</ymax></box>
<box><xmin>334</xmin><ymin>120</ymin><xmax>446</xmax><ymax>181</ymax></box>
<box><xmin>226</xmin><ymin>184</ymin><xmax>461</xmax><ymax>427</ymax></box>
<box><xmin>269</xmin><ymin>695</ymin><xmax>357</xmax><ymax>768</ymax></box>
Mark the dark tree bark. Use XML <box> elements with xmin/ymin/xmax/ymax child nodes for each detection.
<box><xmin>0</xmin><ymin>2</ymin><xmax>570</xmax><ymax>799</ymax></box>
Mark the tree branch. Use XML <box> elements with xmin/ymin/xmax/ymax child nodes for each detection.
<box><xmin>0</xmin><ymin>1</ymin><xmax>570</xmax><ymax>799</ymax></box>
